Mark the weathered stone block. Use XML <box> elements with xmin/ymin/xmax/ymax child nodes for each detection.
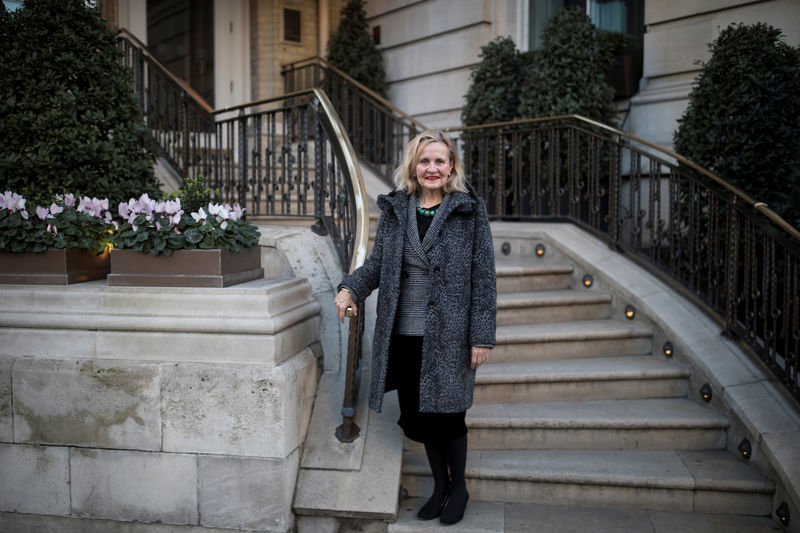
<box><xmin>70</xmin><ymin>448</ymin><xmax>198</xmax><ymax>525</ymax></box>
<box><xmin>162</xmin><ymin>348</ymin><xmax>317</xmax><ymax>457</ymax></box>
<box><xmin>0</xmin><ymin>444</ymin><xmax>70</xmax><ymax>515</ymax></box>
<box><xmin>0</xmin><ymin>358</ymin><xmax>12</xmax><ymax>442</ymax></box>
<box><xmin>13</xmin><ymin>358</ymin><xmax>161</xmax><ymax>450</ymax></box>
<box><xmin>198</xmin><ymin>451</ymin><xmax>299</xmax><ymax>531</ymax></box>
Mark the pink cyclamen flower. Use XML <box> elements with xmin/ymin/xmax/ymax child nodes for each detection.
<box><xmin>46</xmin><ymin>224</ymin><xmax>57</xmax><ymax>235</ymax></box>
<box><xmin>49</xmin><ymin>203</ymin><xmax>64</xmax><ymax>216</ymax></box>
<box><xmin>36</xmin><ymin>206</ymin><xmax>49</xmax><ymax>220</ymax></box>
<box><xmin>64</xmin><ymin>193</ymin><xmax>76</xmax><ymax>207</ymax></box>
<box><xmin>156</xmin><ymin>221</ymin><xmax>162</xmax><ymax>232</ymax></box>
<box><xmin>118</xmin><ymin>201</ymin><xmax>131</xmax><ymax>219</ymax></box>
<box><xmin>191</xmin><ymin>208</ymin><xmax>207</xmax><ymax>223</ymax></box>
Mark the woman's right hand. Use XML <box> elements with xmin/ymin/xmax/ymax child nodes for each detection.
<box><xmin>335</xmin><ymin>288</ymin><xmax>357</xmax><ymax>323</ymax></box>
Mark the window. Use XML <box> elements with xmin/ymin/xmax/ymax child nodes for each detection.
<box><xmin>373</xmin><ymin>25</ymin><xmax>381</xmax><ymax>45</ymax></box>
<box><xmin>527</xmin><ymin>0</ymin><xmax>644</xmax><ymax>97</ymax></box>
<box><xmin>283</xmin><ymin>8</ymin><xmax>301</xmax><ymax>43</ymax></box>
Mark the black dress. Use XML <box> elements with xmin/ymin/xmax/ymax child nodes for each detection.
<box><xmin>387</xmin><ymin>205</ymin><xmax>468</xmax><ymax>444</ymax></box>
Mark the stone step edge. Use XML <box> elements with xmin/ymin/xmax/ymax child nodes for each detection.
<box><xmin>466</xmin><ymin>402</ymin><xmax>729</xmax><ymax>430</ymax></box>
<box><xmin>496</xmin><ymin>264</ymin><xmax>574</xmax><ymax>276</ymax></box>
<box><xmin>496</xmin><ymin>321</ymin><xmax>654</xmax><ymax>343</ymax></box>
<box><xmin>388</xmin><ymin>498</ymin><xmax>781</xmax><ymax>533</ymax></box>
<box><xmin>402</xmin><ymin>450</ymin><xmax>775</xmax><ymax>493</ymax></box>
<box><xmin>476</xmin><ymin>357</ymin><xmax>689</xmax><ymax>384</ymax></box>
<box><xmin>497</xmin><ymin>289</ymin><xmax>612</xmax><ymax>308</ymax></box>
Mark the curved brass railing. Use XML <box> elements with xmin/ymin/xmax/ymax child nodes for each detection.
<box><xmin>117</xmin><ymin>31</ymin><xmax>370</xmax><ymax>440</ymax></box>
<box><xmin>282</xmin><ymin>56</ymin><xmax>425</xmax><ymax>184</ymax></box>
<box><xmin>446</xmin><ymin>115</ymin><xmax>800</xmax><ymax>401</ymax></box>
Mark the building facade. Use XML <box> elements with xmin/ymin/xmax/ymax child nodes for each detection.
<box><xmin>99</xmin><ymin>0</ymin><xmax>800</xmax><ymax>150</ymax></box>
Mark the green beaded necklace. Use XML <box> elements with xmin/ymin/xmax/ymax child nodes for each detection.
<box><xmin>416</xmin><ymin>199</ymin><xmax>438</xmax><ymax>216</ymax></box>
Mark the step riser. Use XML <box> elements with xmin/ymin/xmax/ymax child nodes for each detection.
<box><xmin>474</xmin><ymin>378</ymin><xmax>689</xmax><ymax>404</ymax></box>
<box><xmin>466</xmin><ymin>427</ymin><xmax>727</xmax><ymax>451</ymax></box>
<box><xmin>497</xmin><ymin>302</ymin><xmax>611</xmax><ymax>326</ymax></box>
<box><xmin>497</xmin><ymin>274</ymin><xmax>571</xmax><ymax>293</ymax></box>
<box><xmin>492</xmin><ymin>337</ymin><xmax>653</xmax><ymax>362</ymax></box>
<box><xmin>401</xmin><ymin>476</ymin><xmax>773</xmax><ymax>517</ymax></box>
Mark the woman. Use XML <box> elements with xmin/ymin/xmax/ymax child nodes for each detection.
<box><xmin>335</xmin><ymin>130</ymin><xmax>496</xmax><ymax>525</ymax></box>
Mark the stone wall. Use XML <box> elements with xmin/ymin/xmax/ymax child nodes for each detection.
<box><xmin>0</xmin><ymin>249</ymin><xmax>323</xmax><ymax>532</ymax></box>
<box><xmin>366</xmin><ymin>0</ymin><xmax>519</xmax><ymax>129</ymax></box>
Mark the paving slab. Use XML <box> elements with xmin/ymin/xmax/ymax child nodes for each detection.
<box><xmin>390</xmin><ymin>497</ymin><xmax>504</xmax><ymax>533</ymax></box>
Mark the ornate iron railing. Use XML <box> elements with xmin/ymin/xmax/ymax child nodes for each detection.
<box><xmin>282</xmin><ymin>57</ymin><xmax>424</xmax><ymax>185</ymax></box>
<box><xmin>116</xmin><ymin>31</ymin><xmax>370</xmax><ymax>441</ymax></box>
<box><xmin>446</xmin><ymin>116</ymin><xmax>800</xmax><ymax>401</ymax></box>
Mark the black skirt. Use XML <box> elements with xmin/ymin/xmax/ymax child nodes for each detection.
<box><xmin>387</xmin><ymin>334</ymin><xmax>467</xmax><ymax>443</ymax></box>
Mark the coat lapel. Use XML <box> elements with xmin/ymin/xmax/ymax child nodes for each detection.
<box><xmin>406</xmin><ymin>194</ymin><xmax>430</xmax><ymax>267</ymax></box>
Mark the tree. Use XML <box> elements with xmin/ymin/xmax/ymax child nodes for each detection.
<box><xmin>462</xmin><ymin>37</ymin><xmax>531</xmax><ymax>127</ymax></box>
<box><xmin>518</xmin><ymin>7</ymin><xmax>624</xmax><ymax>125</ymax></box>
<box><xmin>674</xmin><ymin>23</ymin><xmax>800</xmax><ymax>229</ymax></box>
<box><xmin>326</xmin><ymin>0</ymin><xmax>388</xmax><ymax>97</ymax></box>
<box><xmin>0</xmin><ymin>0</ymin><xmax>160</xmax><ymax>207</ymax></box>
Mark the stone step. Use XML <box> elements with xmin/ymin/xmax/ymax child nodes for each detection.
<box><xmin>474</xmin><ymin>356</ymin><xmax>690</xmax><ymax>403</ymax></box>
<box><xmin>493</xmin><ymin>320</ymin><xmax>653</xmax><ymax>362</ymax></box>
<box><xmin>402</xmin><ymin>449</ymin><xmax>775</xmax><ymax>516</ymax></box>
<box><xmin>497</xmin><ymin>289</ymin><xmax>612</xmax><ymax>326</ymax></box>
<box><xmin>495</xmin><ymin>262</ymin><xmax>574</xmax><ymax>292</ymax></box>
<box><xmin>389</xmin><ymin>499</ymin><xmax>780</xmax><ymax>532</ymax></box>
<box><xmin>464</xmin><ymin>398</ymin><xmax>728</xmax><ymax>451</ymax></box>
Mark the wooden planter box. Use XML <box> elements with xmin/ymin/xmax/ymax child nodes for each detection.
<box><xmin>0</xmin><ymin>248</ymin><xmax>110</xmax><ymax>284</ymax></box>
<box><xmin>107</xmin><ymin>247</ymin><xmax>264</xmax><ymax>287</ymax></box>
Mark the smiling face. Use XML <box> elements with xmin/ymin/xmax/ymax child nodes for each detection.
<box><xmin>414</xmin><ymin>141</ymin><xmax>453</xmax><ymax>199</ymax></box>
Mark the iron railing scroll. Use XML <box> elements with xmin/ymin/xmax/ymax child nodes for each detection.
<box><xmin>116</xmin><ymin>31</ymin><xmax>371</xmax><ymax>438</ymax></box>
<box><xmin>445</xmin><ymin>116</ymin><xmax>800</xmax><ymax>402</ymax></box>
<box><xmin>282</xmin><ymin>57</ymin><xmax>425</xmax><ymax>185</ymax></box>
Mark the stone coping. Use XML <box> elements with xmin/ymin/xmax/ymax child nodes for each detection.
<box><xmin>0</xmin><ymin>276</ymin><xmax>320</xmax><ymax>366</ymax></box>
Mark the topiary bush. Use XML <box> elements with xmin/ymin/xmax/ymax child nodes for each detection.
<box><xmin>326</xmin><ymin>0</ymin><xmax>388</xmax><ymax>97</ymax></box>
<box><xmin>674</xmin><ymin>23</ymin><xmax>800</xmax><ymax>229</ymax></box>
<box><xmin>462</xmin><ymin>36</ymin><xmax>532</xmax><ymax>126</ymax></box>
<box><xmin>518</xmin><ymin>7</ymin><xmax>624</xmax><ymax>125</ymax></box>
<box><xmin>0</xmin><ymin>0</ymin><xmax>161</xmax><ymax>209</ymax></box>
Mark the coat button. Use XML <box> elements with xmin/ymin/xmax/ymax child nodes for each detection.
<box><xmin>428</xmin><ymin>301</ymin><xmax>436</xmax><ymax>307</ymax></box>
<box><xmin>403</xmin><ymin>271</ymin><xmax>409</xmax><ymax>278</ymax></box>
<box><xmin>433</xmin><ymin>266</ymin><xmax>440</xmax><ymax>273</ymax></box>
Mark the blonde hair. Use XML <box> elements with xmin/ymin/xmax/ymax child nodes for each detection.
<box><xmin>392</xmin><ymin>129</ymin><xmax>468</xmax><ymax>194</ymax></box>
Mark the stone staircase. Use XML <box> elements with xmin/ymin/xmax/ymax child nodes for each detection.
<box><xmin>391</xmin><ymin>248</ymin><xmax>778</xmax><ymax>532</ymax></box>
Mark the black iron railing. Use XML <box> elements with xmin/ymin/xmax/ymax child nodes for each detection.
<box><xmin>282</xmin><ymin>57</ymin><xmax>424</xmax><ymax>185</ymax></box>
<box><xmin>446</xmin><ymin>116</ymin><xmax>800</xmax><ymax>401</ymax></box>
<box><xmin>117</xmin><ymin>30</ymin><xmax>369</xmax><ymax>441</ymax></box>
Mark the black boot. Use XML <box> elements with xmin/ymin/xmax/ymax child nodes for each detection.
<box><xmin>440</xmin><ymin>434</ymin><xmax>469</xmax><ymax>525</ymax></box>
<box><xmin>417</xmin><ymin>440</ymin><xmax>450</xmax><ymax>520</ymax></box>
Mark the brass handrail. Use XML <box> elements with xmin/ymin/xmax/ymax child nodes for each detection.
<box><xmin>282</xmin><ymin>56</ymin><xmax>427</xmax><ymax>131</ymax></box>
<box><xmin>444</xmin><ymin>114</ymin><xmax>800</xmax><ymax>241</ymax></box>
<box><xmin>116</xmin><ymin>28</ymin><xmax>214</xmax><ymax>116</ymax></box>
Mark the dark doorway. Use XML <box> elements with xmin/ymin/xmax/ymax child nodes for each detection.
<box><xmin>147</xmin><ymin>0</ymin><xmax>215</xmax><ymax>107</ymax></box>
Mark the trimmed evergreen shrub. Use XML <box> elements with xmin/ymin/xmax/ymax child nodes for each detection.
<box><xmin>326</xmin><ymin>0</ymin><xmax>388</xmax><ymax>97</ymax></box>
<box><xmin>0</xmin><ymin>0</ymin><xmax>160</xmax><ymax>208</ymax></box>
<box><xmin>462</xmin><ymin>37</ymin><xmax>532</xmax><ymax>126</ymax></box>
<box><xmin>674</xmin><ymin>23</ymin><xmax>800</xmax><ymax>229</ymax></box>
<box><xmin>518</xmin><ymin>7</ymin><xmax>624</xmax><ymax>125</ymax></box>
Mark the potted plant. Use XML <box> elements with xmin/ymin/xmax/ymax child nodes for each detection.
<box><xmin>107</xmin><ymin>178</ymin><xmax>263</xmax><ymax>287</ymax></box>
<box><xmin>0</xmin><ymin>191</ymin><xmax>116</xmax><ymax>284</ymax></box>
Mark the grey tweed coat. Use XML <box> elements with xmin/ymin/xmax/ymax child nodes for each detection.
<box><xmin>340</xmin><ymin>186</ymin><xmax>496</xmax><ymax>413</ymax></box>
